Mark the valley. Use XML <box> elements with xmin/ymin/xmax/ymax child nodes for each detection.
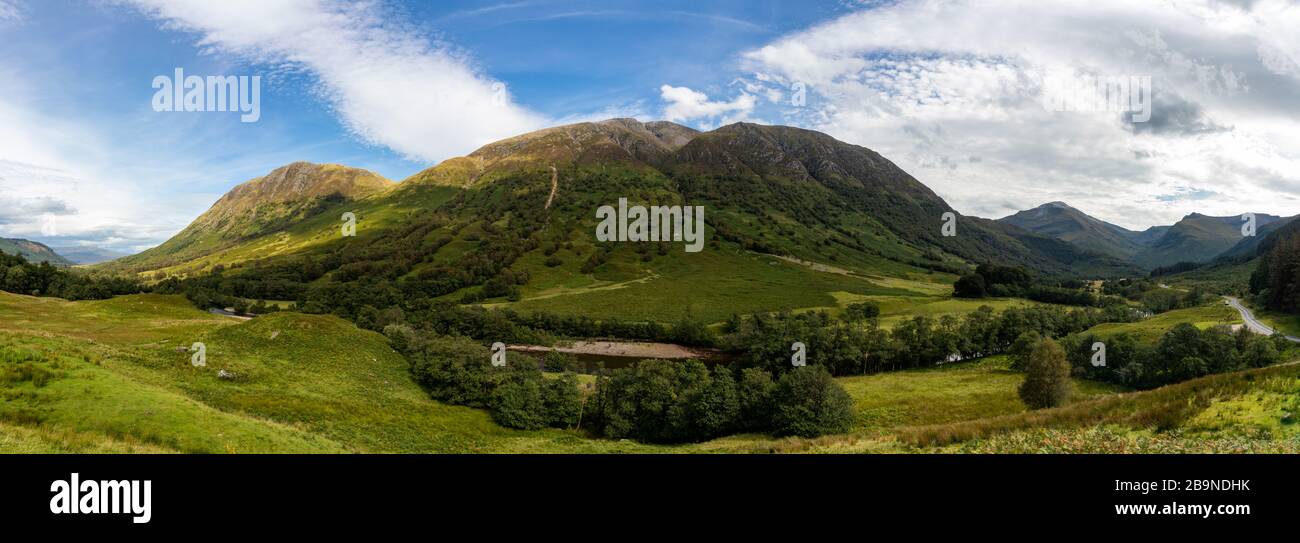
<box><xmin>4</xmin><ymin>119</ymin><xmax>1299</xmax><ymax>454</ymax></box>
<box><xmin>2</xmin><ymin>290</ymin><xmax>1296</xmax><ymax>453</ymax></box>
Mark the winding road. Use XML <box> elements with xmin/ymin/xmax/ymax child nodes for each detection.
<box><xmin>1224</xmin><ymin>296</ymin><xmax>1300</xmax><ymax>342</ymax></box>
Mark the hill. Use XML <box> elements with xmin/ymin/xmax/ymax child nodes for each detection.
<box><xmin>998</xmin><ymin>201</ymin><xmax>1145</xmax><ymax>260</ymax></box>
<box><xmin>1001</xmin><ymin>203</ymin><xmax>1289</xmax><ymax>270</ymax></box>
<box><xmin>1134</xmin><ymin>213</ymin><xmax>1284</xmax><ymax>269</ymax></box>
<box><xmin>109</xmin><ymin>162</ymin><xmax>395</xmax><ymax>274</ymax></box>
<box><xmin>98</xmin><ymin>119</ymin><xmax>1139</xmax><ymax>324</ymax></box>
<box><xmin>0</xmin><ymin>238</ymin><xmax>73</xmax><ymax>266</ymax></box>
<box><xmin>0</xmin><ymin>292</ymin><xmax>669</xmax><ymax>453</ymax></box>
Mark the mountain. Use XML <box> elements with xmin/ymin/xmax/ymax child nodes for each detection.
<box><xmin>999</xmin><ymin>202</ymin><xmax>1289</xmax><ymax>270</ymax></box>
<box><xmin>102</xmin><ymin>119</ymin><xmax>1139</xmax><ymax>321</ymax></box>
<box><xmin>1134</xmin><ymin>213</ymin><xmax>1283</xmax><ymax>269</ymax></box>
<box><xmin>0</xmin><ymin>238</ymin><xmax>73</xmax><ymax>266</ymax></box>
<box><xmin>1210</xmin><ymin>215</ymin><xmax>1299</xmax><ymax>262</ymax></box>
<box><xmin>998</xmin><ymin>201</ymin><xmax>1144</xmax><ymax>260</ymax></box>
<box><xmin>111</xmin><ymin>162</ymin><xmax>395</xmax><ymax>274</ymax></box>
<box><xmin>49</xmin><ymin>246</ymin><xmax>132</xmax><ymax>265</ymax></box>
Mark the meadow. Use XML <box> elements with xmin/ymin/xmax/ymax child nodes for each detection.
<box><xmin>2</xmin><ymin>290</ymin><xmax>1295</xmax><ymax>454</ymax></box>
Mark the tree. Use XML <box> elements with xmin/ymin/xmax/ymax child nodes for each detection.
<box><xmin>842</xmin><ymin>302</ymin><xmax>881</xmax><ymax>322</ymax></box>
<box><xmin>1008</xmin><ymin>330</ymin><xmax>1042</xmax><ymax>371</ymax></box>
<box><xmin>771</xmin><ymin>365</ymin><xmax>855</xmax><ymax>437</ymax></box>
<box><xmin>953</xmin><ymin>273</ymin><xmax>987</xmax><ymax>298</ymax></box>
<box><xmin>491</xmin><ymin>376</ymin><xmax>547</xmax><ymax>430</ymax></box>
<box><xmin>1018</xmin><ymin>337</ymin><xmax>1072</xmax><ymax>409</ymax></box>
<box><xmin>541</xmin><ymin>372</ymin><xmax>583</xmax><ymax>427</ymax></box>
<box><xmin>736</xmin><ymin>367</ymin><xmax>776</xmax><ymax>431</ymax></box>
<box><xmin>687</xmin><ymin>365</ymin><xmax>740</xmax><ymax>437</ymax></box>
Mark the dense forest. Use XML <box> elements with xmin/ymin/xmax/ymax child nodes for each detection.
<box><xmin>1251</xmin><ymin>229</ymin><xmax>1300</xmax><ymax>312</ymax></box>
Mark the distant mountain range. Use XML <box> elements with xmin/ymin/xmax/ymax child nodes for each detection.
<box><xmin>999</xmin><ymin>202</ymin><xmax>1294</xmax><ymax>270</ymax></box>
<box><xmin>49</xmin><ymin>246</ymin><xmax>132</xmax><ymax>265</ymax></box>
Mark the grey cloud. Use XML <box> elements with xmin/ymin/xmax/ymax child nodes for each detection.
<box><xmin>1124</xmin><ymin>92</ymin><xmax>1230</xmax><ymax>136</ymax></box>
<box><xmin>0</xmin><ymin>195</ymin><xmax>75</xmax><ymax>224</ymax></box>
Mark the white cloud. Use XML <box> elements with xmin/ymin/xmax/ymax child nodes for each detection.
<box><xmin>122</xmin><ymin>0</ymin><xmax>548</xmax><ymax>163</ymax></box>
<box><xmin>659</xmin><ymin>84</ymin><xmax>757</xmax><ymax>127</ymax></box>
<box><xmin>735</xmin><ymin>0</ymin><xmax>1300</xmax><ymax>229</ymax></box>
<box><xmin>0</xmin><ymin>1</ymin><xmax>20</xmax><ymax>23</ymax></box>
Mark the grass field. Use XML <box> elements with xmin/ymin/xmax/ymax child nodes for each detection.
<box><xmin>3</xmin><ymin>291</ymin><xmax>1296</xmax><ymax>454</ymax></box>
<box><xmin>1080</xmin><ymin>303</ymin><xmax>1242</xmax><ymax>341</ymax></box>
<box><xmin>498</xmin><ymin>247</ymin><xmax>926</xmax><ymax>323</ymax></box>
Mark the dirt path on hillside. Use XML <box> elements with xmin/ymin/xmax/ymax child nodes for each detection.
<box><xmin>545</xmin><ymin>166</ymin><xmax>558</xmax><ymax>210</ymax></box>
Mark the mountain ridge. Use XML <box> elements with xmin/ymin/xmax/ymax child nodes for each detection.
<box><xmin>999</xmin><ymin>201</ymin><xmax>1290</xmax><ymax>270</ymax></box>
<box><xmin>102</xmin><ymin>119</ymin><xmax>1140</xmax><ymax>293</ymax></box>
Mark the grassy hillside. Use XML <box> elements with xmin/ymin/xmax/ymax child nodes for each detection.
<box><xmin>0</xmin><ymin>292</ymin><xmax>671</xmax><ymax>453</ymax></box>
<box><xmin>4</xmin><ymin>290</ymin><xmax>1294</xmax><ymax>454</ymax></box>
<box><xmin>1135</xmin><ymin>213</ymin><xmax>1282</xmax><ymax>269</ymax></box>
<box><xmin>1079</xmin><ymin>303</ymin><xmax>1241</xmax><ymax>342</ymax></box>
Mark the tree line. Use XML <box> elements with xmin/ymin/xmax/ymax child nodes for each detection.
<box><xmin>383</xmin><ymin>325</ymin><xmax>854</xmax><ymax>443</ymax></box>
<box><xmin>0</xmin><ymin>252</ymin><xmax>143</xmax><ymax>301</ymax></box>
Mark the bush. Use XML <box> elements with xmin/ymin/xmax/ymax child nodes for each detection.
<box><xmin>771</xmin><ymin>365</ymin><xmax>855</xmax><ymax>437</ymax></box>
<box><xmin>1018</xmin><ymin>338</ymin><xmax>1072</xmax><ymax>409</ymax></box>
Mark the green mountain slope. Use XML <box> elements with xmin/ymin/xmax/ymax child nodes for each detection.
<box><xmin>997</xmin><ymin>201</ymin><xmax>1294</xmax><ymax>271</ymax></box>
<box><xmin>99</xmin><ymin>119</ymin><xmax>1138</xmax><ymax>323</ymax></box>
<box><xmin>998</xmin><ymin>201</ymin><xmax>1144</xmax><ymax>260</ymax></box>
<box><xmin>109</xmin><ymin>162</ymin><xmax>395</xmax><ymax>274</ymax></box>
<box><xmin>1214</xmin><ymin>215</ymin><xmax>1299</xmax><ymax>262</ymax></box>
<box><xmin>0</xmin><ymin>238</ymin><xmax>73</xmax><ymax>266</ymax></box>
<box><xmin>1134</xmin><ymin>213</ymin><xmax>1283</xmax><ymax>269</ymax></box>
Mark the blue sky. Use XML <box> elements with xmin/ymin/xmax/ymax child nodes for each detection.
<box><xmin>2</xmin><ymin>0</ymin><xmax>1300</xmax><ymax>253</ymax></box>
